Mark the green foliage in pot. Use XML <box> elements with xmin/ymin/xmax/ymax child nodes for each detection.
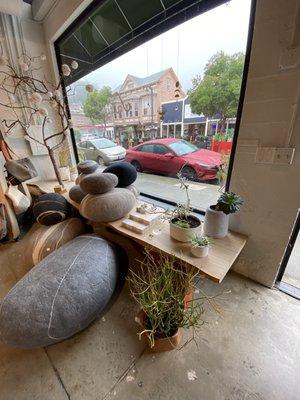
<box><xmin>173</xmin><ymin>219</ymin><xmax>190</xmax><ymax>229</ymax></box>
<box><xmin>215</xmin><ymin>192</ymin><xmax>243</xmax><ymax>215</ymax></box>
<box><xmin>127</xmin><ymin>251</ymin><xmax>205</xmax><ymax>347</ymax></box>
<box><xmin>191</xmin><ymin>235</ymin><xmax>209</xmax><ymax>247</ymax></box>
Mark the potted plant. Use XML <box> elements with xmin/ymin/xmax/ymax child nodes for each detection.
<box><xmin>128</xmin><ymin>252</ymin><xmax>205</xmax><ymax>352</ymax></box>
<box><xmin>191</xmin><ymin>235</ymin><xmax>210</xmax><ymax>258</ymax></box>
<box><xmin>203</xmin><ymin>192</ymin><xmax>243</xmax><ymax>238</ymax></box>
<box><xmin>58</xmin><ymin>146</ymin><xmax>70</xmax><ymax>181</ymax></box>
<box><xmin>169</xmin><ymin>172</ymin><xmax>201</xmax><ymax>242</ymax></box>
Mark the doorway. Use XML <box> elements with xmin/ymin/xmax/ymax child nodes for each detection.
<box><xmin>276</xmin><ymin>210</ymin><xmax>300</xmax><ymax>300</ymax></box>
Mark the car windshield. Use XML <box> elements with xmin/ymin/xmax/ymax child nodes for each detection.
<box><xmin>92</xmin><ymin>139</ymin><xmax>117</xmax><ymax>149</ymax></box>
<box><xmin>169</xmin><ymin>140</ymin><xmax>198</xmax><ymax>156</ymax></box>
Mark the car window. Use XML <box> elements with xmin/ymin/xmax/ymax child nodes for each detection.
<box><xmin>154</xmin><ymin>144</ymin><xmax>169</xmax><ymax>155</ymax></box>
<box><xmin>139</xmin><ymin>144</ymin><xmax>155</xmax><ymax>153</ymax></box>
<box><xmin>79</xmin><ymin>141</ymin><xmax>87</xmax><ymax>148</ymax></box>
<box><xmin>169</xmin><ymin>140</ymin><xmax>198</xmax><ymax>156</ymax></box>
<box><xmin>92</xmin><ymin>138</ymin><xmax>117</xmax><ymax>149</ymax></box>
<box><xmin>86</xmin><ymin>141</ymin><xmax>95</xmax><ymax>149</ymax></box>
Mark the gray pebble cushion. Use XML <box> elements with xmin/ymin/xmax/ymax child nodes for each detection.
<box><xmin>80</xmin><ymin>172</ymin><xmax>118</xmax><ymax>195</ymax></box>
<box><xmin>69</xmin><ymin>185</ymin><xmax>87</xmax><ymax>204</ymax></box>
<box><xmin>80</xmin><ymin>188</ymin><xmax>136</xmax><ymax>222</ymax></box>
<box><xmin>77</xmin><ymin>160</ymin><xmax>99</xmax><ymax>174</ymax></box>
<box><xmin>0</xmin><ymin>235</ymin><xmax>124</xmax><ymax>348</ymax></box>
<box><xmin>33</xmin><ymin>193</ymin><xmax>70</xmax><ymax>226</ymax></box>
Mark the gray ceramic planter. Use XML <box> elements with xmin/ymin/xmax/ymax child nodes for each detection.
<box><xmin>203</xmin><ymin>206</ymin><xmax>229</xmax><ymax>238</ymax></box>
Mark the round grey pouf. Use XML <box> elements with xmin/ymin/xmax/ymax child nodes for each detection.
<box><xmin>80</xmin><ymin>172</ymin><xmax>118</xmax><ymax>195</ymax></box>
<box><xmin>80</xmin><ymin>188</ymin><xmax>136</xmax><ymax>222</ymax></box>
<box><xmin>0</xmin><ymin>235</ymin><xmax>126</xmax><ymax>348</ymax></box>
<box><xmin>125</xmin><ymin>184</ymin><xmax>139</xmax><ymax>198</ymax></box>
<box><xmin>69</xmin><ymin>185</ymin><xmax>87</xmax><ymax>204</ymax></box>
<box><xmin>203</xmin><ymin>206</ymin><xmax>229</xmax><ymax>238</ymax></box>
<box><xmin>77</xmin><ymin>160</ymin><xmax>99</xmax><ymax>174</ymax></box>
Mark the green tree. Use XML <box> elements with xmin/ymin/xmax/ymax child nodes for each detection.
<box><xmin>189</xmin><ymin>52</ymin><xmax>244</xmax><ymax>131</ymax></box>
<box><xmin>83</xmin><ymin>86</ymin><xmax>112</xmax><ymax>132</ymax></box>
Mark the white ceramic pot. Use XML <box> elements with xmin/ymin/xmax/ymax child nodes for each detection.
<box><xmin>203</xmin><ymin>206</ymin><xmax>229</xmax><ymax>238</ymax></box>
<box><xmin>191</xmin><ymin>245</ymin><xmax>209</xmax><ymax>258</ymax></box>
<box><xmin>169</xmin><ymin>216</ymin><xmax>201</xmax><ymax>242</ymax></box>
<box><xmin>59</xmin><ymin>166</ymin><xmax>70</xmax><ymax>181</ymax></box>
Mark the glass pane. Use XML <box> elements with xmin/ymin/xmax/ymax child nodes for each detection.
<box><xmin>117</xmin><ymin>0</ymin><xmax>164</xmax><ymax>28</ymax></box>
<box><xmin>74</xmin><ymin>20</ymin><xmax>107</xmax><ymax>56</ymax></box>
<box><xmin>162</xmin><ymin>0</ymin><xmax>182</xmax><ymax>8</ymax></box>
<box><xmin>91</xmin><ymin>0</ymin><xmax>131</xmax><ymax>45</ymax></box>
<box><xmin>59</xmin><ymin>35</ymin><xmax>91</xmax><ymax>62</ymax></box>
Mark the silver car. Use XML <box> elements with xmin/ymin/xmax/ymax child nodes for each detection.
<box><xmin>77</xmin><ymin>138</ymin><xmax>126</xmax><ymax>165</ymax></box>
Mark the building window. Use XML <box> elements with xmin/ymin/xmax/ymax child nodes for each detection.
<box><xmin>134</xmin><ymin>102</ymin><xmax>139</xmax><ymax>116</ymax></box>
<box><xmin>166</xmin><ymin>79</ymin><xmax>171</xmax><ymax>91</ymax></box>
<box><xmin>143</xmin><ymin>99</ymin><xmax>149</xmax><ymax>115</ymax></box>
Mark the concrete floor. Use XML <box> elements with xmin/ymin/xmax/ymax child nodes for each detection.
<box><xmin>0</xmin><ymin>245</ymin><xmax>299</xmax><ymax>400</ymax></box>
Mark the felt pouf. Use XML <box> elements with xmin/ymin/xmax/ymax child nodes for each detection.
<box><xmin>125</xmin><ymin>184</ymin><xmax>139</xmax><ymax>198</ymax></box>
<box><xmin>80</xmin><ymin>172</ymin><xmax>118</xmax><ymax>195</ymax></box>
<box><xmin>69</xmin><ymin>185</ymin><xmax>87</xmax><ymax>204</ymax></box>
<box><xmin>33</xmin><ymin>193</ymin><xmax>70</xmax><ymax>226</ymax></box>
<box><xmin>80</xmin><ymin>188</ymin><xmax>136</xmax><ymax>222</ymax></box>
<box><xmin>77</xmin><ymin>160</ymin><xmax>98</xmax><ymax>174</ymax></box>
<box><xmin>29</xmin><ymin>218</ymin><xmax>86</xmax><ymax>265</ymax></box>
<box><xmin>0</xmin><ymin>235</ymin><xmax>125</xmax><ymax>348</ymax></box>
<box><xmin>103</xmin><ymin>162</ymin><xmax>137</xmax><ymax>187</ymax></box>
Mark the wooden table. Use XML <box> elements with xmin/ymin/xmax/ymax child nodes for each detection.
<box><xmin>108</xmin><ymin>216</ymin><xmax>247</xmax><ymax>283</ymax></box>
<box><xmin>28</xmin><ymin>180</ymin><xmax>247</xmax><ymax>283</ymax></box>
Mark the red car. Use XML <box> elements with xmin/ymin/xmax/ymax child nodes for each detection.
<box><xmin>125</xmin><ymin>138</ymin><xmax>221</xmax><ymax>181</ymax></box>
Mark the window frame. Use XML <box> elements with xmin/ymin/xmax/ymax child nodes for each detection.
<box><xmin>54</xmin><ymin>0</ymin><xmax>257</xmax><ymax>213</ymax></box>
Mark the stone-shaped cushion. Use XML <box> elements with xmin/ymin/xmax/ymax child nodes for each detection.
<box><xmin>33</xmin><ymin>193</ymin><xmax>70</xmax><ymax>226</ymax></box>
<box><xmin>77</xmin><ymin>160</ymin><xmax>98</xmax><ymax>174</ymax></box>
<box><xmin>125</xmin><ymin>184</ymin><xmax>139</xmax><ymax>198</ymax></box>
<box><xmin>103</xmin><ymin>162</ymin><xmax>137</xmax><ymax>187</ymax></box>
<box><xmin>0</xmin><ymin>235</ymin><xmax>125</xmax><ymax>348</ymax></box>
<box><xmin>29</xmin><ymin>218</ymin><xmax>86</xmax><ymax>265</ymax></box>
<box><xmin>80</xmin><ymin>172</ymin><xmax>118</xmax><ymax>195</ymax></box>
<box><xmin>69</xmin><ymin>185</ymin><xmax>87</xmax><ymax>204</ymax></box>
<box><xmin>80</xmin><ymin>188</ymin><xmax>136</xmax><ymax>222</ymax></box>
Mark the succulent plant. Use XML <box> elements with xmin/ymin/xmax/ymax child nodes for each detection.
<box><xmin>215</xmin><ymin>192</ymin><xmax>243</xmax><ymax>215</ymax></box>
<box><xmin>191</xmin><ymin>235</ymin><xmax>209</xmax><ymax>247</ymax></box>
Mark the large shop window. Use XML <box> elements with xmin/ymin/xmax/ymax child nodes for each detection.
<box><xmin>55</xmin><ymin>0</ymin><xmax>253</xmax><ymax>212</ymax></box>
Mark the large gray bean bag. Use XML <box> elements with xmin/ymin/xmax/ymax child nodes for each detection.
<box><xmin>0</xmin><ymin>235</ymin><xmax>126</xmax><ymax>348</ymax></box>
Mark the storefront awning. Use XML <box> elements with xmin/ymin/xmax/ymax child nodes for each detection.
<box><xmin>55</xmin><ymin>0</ymin><xmax>228</xmax><ymax>84</ymax></box>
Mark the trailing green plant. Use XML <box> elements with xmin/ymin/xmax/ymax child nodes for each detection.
<box><xmin>191</xmin><ymin>235</ymin><xmax>209</xmax><ymax>247</ymax></box>
<box><xmin>127</xmin><ymin>251</ymin><xmax>205</xmax><ymax>347</ymax></box>
<box><xmin>215</xmin><ymin>192</ymin><xmax>243</xmax><ymax>214</ymax></box>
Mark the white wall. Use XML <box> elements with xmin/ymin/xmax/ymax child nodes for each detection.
<box><xmin>230</xmin><ymin>0</ymin><xmax>300</xmax><ymax>287</ymax></box>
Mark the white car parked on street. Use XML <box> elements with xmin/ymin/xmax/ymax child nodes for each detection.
<box><xmin>77</xmin><ymin>138</ymin><xmax>126</xmax><ymax>165</ymax></box>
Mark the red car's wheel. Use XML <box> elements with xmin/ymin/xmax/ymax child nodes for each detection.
<box><xmin>180</xmin><ymin>166</ymin><xmax>198</xmax><ymax>181</ymax></box>
<box><xmin>131</xmin><ymin>160</ymin><xmax>142</xmax><ymax>172</ymax></box>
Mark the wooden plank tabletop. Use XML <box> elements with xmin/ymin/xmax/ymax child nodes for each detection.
<box><xmin>108</xmin><ymin>216</ymin><xmax>247</xmax><ymax>283</ymax></box>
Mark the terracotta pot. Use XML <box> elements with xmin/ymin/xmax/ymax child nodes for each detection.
<box><xmin>135</xmin><ymin>310</ymin><xmax>183</xmax><ymax>352</ymax></box>
<box><xmin>184</xmin><ymin>287</ymin><xmax>193</xmax><ymax>309</ymax></box>
<box><xmin>169</xmin><ymin>215</ymin><xmax>201</xmax><ymax>242</ymax></box>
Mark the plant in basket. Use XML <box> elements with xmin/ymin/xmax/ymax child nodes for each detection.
<box><xmin>127</xmin><ymin>251</ymin><xmax>205</xmax><ymax>352</ymax></box>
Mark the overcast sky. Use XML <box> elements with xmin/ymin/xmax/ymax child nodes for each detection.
<box><xmin>79</xmin><ymin>0</ymin><xmax>251</xmax><ymax>92</ymax></box>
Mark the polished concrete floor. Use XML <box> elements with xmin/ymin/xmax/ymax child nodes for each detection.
<box><xmin>0</xmin><ymin>241</ymin><xmax>299</xmax><ymax>400</ymax></box>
